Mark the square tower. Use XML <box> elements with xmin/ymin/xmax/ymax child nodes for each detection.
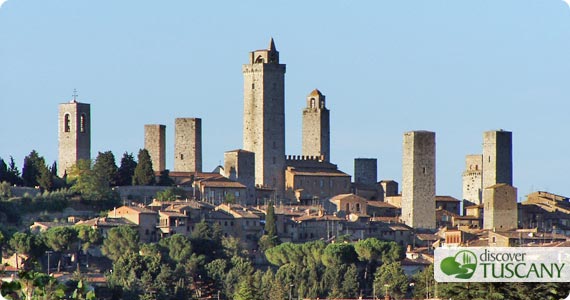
<box><xmin>354</xmin><ymin>158</ymin><xmax>378</xmax><ymax>185</ymax></box>
<box><xmin>401</xmin><ymin>131</ymin><xmax>436</xmax><ymax>229</ymax></box>
<box><xmin>144</xmin><ymin>124</ymin><xmax>166</xmax><ymax>172</ymax></box>
<box><xmin>58</xmin><ymin>98</ymin><xmax>91</xmax><ymax>177</ymax></box>
<box><xmin>302</xmin><ymin>89</ymin><xmax>330</xmax><ymax>161</ymax></box>
<box><xmin>483</xmin><ymin>183</ymin><xmax>517</xmax><ymax>231</ymax></box>
<box><xmin>462</xmin><ymin>154</ymin><xmax>483</xmax><ymax>206</ymax></box>
<box><xmin>482</xmin><ymin>130</ymin><xmax>512</xmax><ymax>189</ymax></box>
<box><xmin>224</xmin><ymin>149</ymin><xmax>255</xmax><ymax>204</ymax></box>
<box><xmin>174</xmin><ymin>118</ymin><xmax>202</xmax><ymax>173</ymax></box>
<box><xmin>242</xmin><ymin>38</ymin><xmax>286</xmax><ymax>195</ymax></box>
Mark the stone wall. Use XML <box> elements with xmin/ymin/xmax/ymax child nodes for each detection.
<box><xmin>401</xmin><ymin>131</ymin><xmax>436</xmax><ymax>229</ymax></box>
<box><xmin>242</xmin><ymin>42</ymin><xmax>286</xmax><ymax>196</ymax></box>
<box><xmin>483</xmin><ymin>183</ymin><xmax>517</xmax><ymax>230</ymax></box>
<box><xmin>114</xmin><ymin>185</ymin><xmax>194</xmax><ymax>203</ymax></box>
<box><xmin>174</xmin><ymin>118</ymin><xmax>202</xmax><ymax>172</ymax></box>
<box><xmin>224</xmin><ymin>149</ymin><xmax>255</xmax><ymax>203</ymax></box>
<box><xmin>354</xmin><ymin>158</ymin><xmax>377</xmax><ymax>185</ymax></box>
<box><xmin>144</xmin><ymin>124</ymin><xmax>166</xmax><ymax>172</ymax></box>
<box><xmin>58</xmin><ymin>101</ymin><xmax>90</xmax><ymax>177</ymax></box>
<box><xmin>482</xmin><ymin>130</ymin><xmax>512</xmax><ymax>190</ymax></box>
<box><xmin>302</xmin><ymin>90</ymin><xmax>330</xmax><ymax>161</ymax></box>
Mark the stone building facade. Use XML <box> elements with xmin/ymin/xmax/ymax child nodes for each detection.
<box><xmin>483</xmin><ymin>183</ymin><xmax>517</xmax><ymax>231</ymax></box>
<box><xmin>144</xmin><ymin>124</ymin><xmax>166</xmax><ymax>172</ymax></box>
<box><xmin>462</xmin><ymin>154</ymin><xmax>483</xmax><ymax>206</ymax></box>
<box><xmin>482</xmin><ymin>130</ymin><xmax>512</xmax><ymax>190</ymax></box>
<box><xmin>242</xmin><ymin>38</ymin><xmax>286</xmax><ymax>196</ymax></box>
<box><xmin>302</xmin><ymin>89</ymin><xmax>330</xmax><ymax>161</ymax></box>
<box><xmin>401</xmin><ymin>131</ymin><xmax>436</xmax><ymax>229</ymax></box>
<box><xmin>58</xmin><ymin>99</ymin><xmax>91</xmax><ymax>177</ymax></box>
<box><xmin>174</xmin><ymin>118</ymin><xmax>202</xmax><ymax>173</ymax></box>
<box><xmin>224</xmin><ymin>149</ymin><xmax>256</xmax><ymax>203</ymax></box>
<box><xmin>354</xmin><ymin>158</ymin><xmax>377</xmax><ymax>185</ymax></box>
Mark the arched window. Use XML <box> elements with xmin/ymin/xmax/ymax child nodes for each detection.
<box><xmin>255</xmin><ymin>56</ymin><xmax>264</xmax><ymax>63</ymax></box>
<box><xmin>356</xmin><ymin>203</ymin><xmax>361</xmax><ymax>212</ymax></box>
<box><xmin>310</xmin><ymin>98</ymin><xmax>316</xmax><ymax>108</ymax></box>
<box><xmin>80</xmin><ymin>114</ymin><xmax>86</xmax><ymax>133</ymax></box>
<box><xmin>64</xmin><ymin>114</ymin><xmax>71</xmax><ymax>132</ymax></box>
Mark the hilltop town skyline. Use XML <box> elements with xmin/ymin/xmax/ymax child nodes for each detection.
<box><xmin>2</xmin><ymin>1</ymin><xmax>570</xmax><ymax>200</ymax></box>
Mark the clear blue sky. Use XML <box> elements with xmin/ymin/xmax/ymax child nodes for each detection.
<box><xmin>1</xmin><ymin>0</ymin><xmax>569</xmax><ymax>200</ymax></box>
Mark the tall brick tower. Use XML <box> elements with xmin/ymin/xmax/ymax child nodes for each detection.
<box><xmin>354</xmin><ymin>158</ymin><xmax>378</xmax><ymax>185</ymax></box>
<box><xmin>242</xmin><ymin>38</ymin><xmax>286</xmax><ymax>195</ymax></box>
<box><xmin>144</xmin><ymin>124</ymin><xmax>166</xmax><ymax>172</ymax></box>
<box><xmin>58</xmin><ymin>92</ymin><xmax>91</xmax><ymax>177</ymax></box>
<box><xmin>482</xmin><ymin>130</ymin><xmax>512</xmax><ymax>189</ymax></box>
<box><xmin>302</xmin><ymin>89</ymin><xmax>330</xmax><ymax>161</ymax></box>
<box><xmin>401</xmin><ymin>131</ymin><xmax>436</xmax><ymax>229</ymax></box>
<box><xmin>462</xmin><ymin>154</ymin><xmax>483</xmax><ymax>206</ymax></box>
<box><xmin>174</xmin><ymin>118</ymin><xmax>202</xmax><ymax>173</ymax></box>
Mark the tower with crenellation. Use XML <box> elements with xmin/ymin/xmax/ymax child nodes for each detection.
<box><xmin>302</xmin><ymin>89</ymin><xmax>330</xmax><ymax>162</ymax></box>
<box><xmin>242</xmin><ymin>38</ymin><xmax>286</xmax><ymax>195</ymax></box>
<box><xmin>58</xmin><ymin>91</ymin><xmax>91</xmax><ymax>177</ymax></box>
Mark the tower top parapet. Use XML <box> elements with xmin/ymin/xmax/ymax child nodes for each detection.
<box><xmin>247</xmin><ymin>38</ymin><xmax>280</xmax><ymax>65</ymax></box>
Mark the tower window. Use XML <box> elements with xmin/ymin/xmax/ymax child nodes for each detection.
<box><xmin>64</xmin><ymin>114</ymin><xmax>71</xmax><ymax>132</ymax></box>
<box><xmin>252</xmin><ymin>83</ymin><xmax>255</xmax><ymax>89</ymax></box>
<box><xmin>180</xmin><ymin>154</ymin><xmax>184</xmax><ymax>160</ymax></box>
<box><xmin>423</xmin><ymin>167</ymin><xmax>426</xmax><ymax>174</ymax></box>
<box><xmin>310</xmin><ymin>98</ymin><xmax>316</xmax><ymax>108</ymax></box>
<box><xmin>80</xmin><ymin>114</ymin><xmax>86</xmax><ymax>133</ymax></box>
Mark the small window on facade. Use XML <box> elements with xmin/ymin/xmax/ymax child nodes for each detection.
<box><xmin>80</xmin><ymin>114</ymin><xmax>86</xmax><ymax>133</ymax></box>
<box><xmin>180</xmin><ymin>153</ymin><xmax>184</xmax><ymax>160</ymax></box>
<box><xmin>356</xmin><ymin>203</ymin><xmax>361</xmax><ymax>212</ymax></box>
<box><xmin>252</xmin><ymin>83</ymin><xmax>255</xmax><ymax>89</ymax></box>
<box><xmin>310</xmin><ymin>98</ymin><xmax>316</xmax><ymax>108</ymax></box>
<box><xmin>423</xmin><ymin>167</ymin><xmax>426</xmax><ymax>174</ymax></box>
<box><xmin>64</xmin><ymin>114</ymin><xmax>71</xmax><ymax>132</ymax></box>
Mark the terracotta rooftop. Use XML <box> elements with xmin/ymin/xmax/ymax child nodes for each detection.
<box><xmin>309</xmin><ymin>89</ymin><xmax>322</xmax><ymax>97</ymax></box>
<box><xmin>436</xmin><ymin>195</ymin><xmax>460</xmax><ymax>202</ymax></box>
<box><xmin>367</xmin><ymin>201</ymin><xmax>397</xmax><ymax>208</ymax></box>
<box><xmin>330</xmin><ymin>193</ymin><xmax>367</xmax><ymax>203</ymax></box>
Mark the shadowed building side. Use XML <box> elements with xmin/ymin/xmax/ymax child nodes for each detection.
<box><xmin>242</xmin><ymin>38</ymin><xmax>286</xmax><ymax>196</ymax></box>
<box><xmin>144</xmin><ymin>124</ymin><xmax>166</xmax><ymax>172</ymax></box>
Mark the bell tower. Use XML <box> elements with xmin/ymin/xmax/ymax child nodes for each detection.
<box><xmin>302</xmin><ymin>89</ymin><xmax>330</xmax><ymax>161</ymax></box>
<box><xmin>58</xmin><ymin>90</ymin><xmax>91</xmax><ymax>177</ymax></box>
<box><xmin>242</xmin><ymin>38</ymin><xmax>286</xmax><ymax>195</ymax></box>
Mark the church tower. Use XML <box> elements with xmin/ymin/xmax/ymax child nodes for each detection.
<box><xmin>242</xmin><ymin>38</ymin><xmax>286</xmax><ymax>195</ymax></box>
<box><xmin>58</xmin><ymin>91</ymin><xmax>91</xmax><ymax>177</ymax></box>
<box><xmin>302</xmin><ymin>89</ymin><xmax>330</xmax><ymax>161</ymax></box>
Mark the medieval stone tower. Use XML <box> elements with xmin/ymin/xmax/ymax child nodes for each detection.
<box><xmin>462</xmin><ymin>154</ymin><xmax>483</xmax><ymax>206</ymax></box>
<box><xmin>242</xmin><ymin>38</ymin><xmax>286</xmax><ymax>195</ymax></box>
<box><xmin>302</xmin><ymin>89</ymin><xmax>330</xmax><ymax>161</ymax></box>
<box><xmin>483</xmin><ymin>183</ymin><xmax>518</xmax><ymax>230</ymax></box>
<box><xmin>482</xmin><ymin>130</ymin><xmax>512</xmax><ymax>189</ymax></box>
<box><xmin>224</xmin><ymin>149</ymin><xmax>256</xmax><ymax>204</ymax></box>
<box><xmin>401</xmin><ymin>131</ymin><xmax>436</xmax><ymax>229</ymax></box>
<box><xmin>144</xmin><ymin>124</ymin><xmax>166</xmax><ymax>172</ymax></box>
<box><xmin>58</xmin><ymin>96</ymin><xmax>91</xmax><ymax>177</ymax></box>
<box><xmin>174</xmin><ymin>118</ymin><xmax>202</xmax><ymax>173</ymax></box>
<box><xmin>354</xmin><ymin>158</ymin><xmax>377</xmax><ymax>185</ymax></box>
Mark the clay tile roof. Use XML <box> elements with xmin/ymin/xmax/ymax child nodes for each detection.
<box><xmin>367</xmin><ymin>201</ymin><xmax>397</xmax><ymax>208</ymax></box>
<box><xmin>436</xmin><ymin>195</ymin><xmax>460</xmax><ymax>202</ymax></box>
<box><xmin>122</xmin><ymin>206</ymin><xmax>156</xmax><ymax>214</ymax></box>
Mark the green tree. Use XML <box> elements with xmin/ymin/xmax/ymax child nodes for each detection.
<box><xmin>373</xmin><ymin>261</ymin><xmax>409</xmax><ymax>299</ymax></box>
<box><xmin>158</xmin><ymin>234</ymin><xmax>193</xmax><ymax>264</ymax></box>
<box><xmin>44</xmin><ymin>226</ymin><xmax>78</xmax><ymax>272</ymax></box>
<box><xmin>22</xmin><ymin>150</ymin><xmax>49</xmax><ymax>188</ymax></box>
<box><xmin>116</xmin><ymin>152</ymin><xmax>137</xmax><ymax>186</ymax></box>
<box><xmin>342</xmin><ymin>264</ymin><xmax>360</xmax><ymax>298</ymax></box>
<box><xmin>6</xmin><ymin>156</ymin><xmax>23</xmax><ymax>186</ymax></box>
<box><xmin>0</xmin><ymin>158</ymin><xmax>8</xmax><ymax>183</ymax></box>
<box><xmin>132</xmin><ymin>149</ymin><xmax>155</xmax><ymax>185</ymax></box>
<box><xmin>259</xmin><ymin>201</ymin><xmax>279</xmax><ymax>251</ymax></box>
<box><xmin>68</xmin><ymin>159</ymin><xmax>116</xmax><ymax>201</ymax></box>
<box><xmin>322</xmin><ymin>243</ymin><xmax>358</xmax><ymax>267</ymax></box>
<box><xmin>93</xmin><ymin>151</ymin><xmax>118</xmax><ymax>186</ymax></box>
<box><xmin>234</xmin><ymin>276</ymin><xmax>258</xmax><ymax>300</ymax></box>
<box><xmin>101</xmin><ymin>226</ymin><xmax>140</xmax><ymax>261</ymax></box>
<box><xmin>37</xmin><ymin>163</ymin><xmax>54</xmax><ymax>191</ymax></box>
<box><xmin>157</xmin><ymin>169</ymin><xmax>175</xmax><ymax>186</ymax></box>
<box><xmin>9</xmin><ymin>232</ymin><xmax>46</xmax><ymax>259</ymax></box>
<box><xmin>155</xmin><ymin>187</ymin><xmax>186</xmax><ymax>201</ymax></box>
